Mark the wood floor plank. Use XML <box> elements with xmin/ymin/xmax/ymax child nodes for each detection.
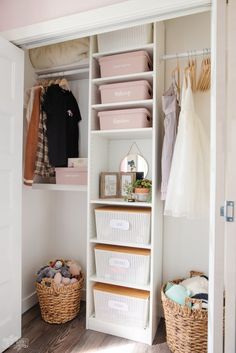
<box><xmin>6</xmin><ymin>303</ymin><xmax>166</xmax><ymax>353</ymax></box>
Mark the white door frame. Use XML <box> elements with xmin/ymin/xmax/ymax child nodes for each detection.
<box><xmin>0</xmin><ymin>0</ymin><xmax>227</xmax><ymax>351</ymax></box>
<box><xmin>208</xmin><ymin>1</ymin><xmax>226</xmax><ymax>352</ymax></box>
<box><xmin>224</xmin><ymin>1</ymin><xmax>236</xmax><ymax>351</ymax></box>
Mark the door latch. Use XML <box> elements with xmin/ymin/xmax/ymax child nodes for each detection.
<box><xmin>220</xmin><ymin>201</ymin><xmax>234</xmax><ymax>222</ymax></box>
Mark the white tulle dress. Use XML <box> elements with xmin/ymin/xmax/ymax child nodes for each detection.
<box><xmin>164</xmin><ymin>74</ymin><xmax>209</xmax><ymax>219</ymax></box>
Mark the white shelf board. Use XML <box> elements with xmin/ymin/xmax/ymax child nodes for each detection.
<box><xmin>92</xmin><ymin>99</ymin><xmax>153</xmax><ymax>112</ymax></box>
<box><xmin>90</xmin><ymin>199</ymin><xmax>152</xmax><ymax>207</ymax></box>
<box><xmin>91</xmin><ymin>127</ymin><xmax>153</xmax><ymax>140</ymax></box>
<box><xmin>92</xmin><ymin>71</ymin><xmax>154</xmax><ymax>85</ymax></box>
<box><xmin>93</xmin><ymin>43</ymin><xmax>154</xmax><ymax>58</ymax></box>
<box><xmin>87</xmin><ymin>316</ymin><xmax>151</xmax><ymax>344</ymax></box>
<box><xmin>32</xmin><ymin>183</ymin><xmax>88</xmax><ymax>192</ymax></box>
<box><xmin>90</xmin><ymin>275</ymin><xmax>150</xmax><ymax>291</ymax></box>
<box><xmin>90</xmin><ymin>238</ymin><xmax>151</xmax><ymax>249</ymax></box>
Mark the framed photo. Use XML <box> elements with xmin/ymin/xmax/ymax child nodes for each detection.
<box><xmin>119</xmin><ymin>172</ymin><xmax>136</xmax><ymax>198</ymax></box>
<box><xmin>100</xmin><ymin>172</ymin><xmax>119</xmax><ymax>199</ymax></box>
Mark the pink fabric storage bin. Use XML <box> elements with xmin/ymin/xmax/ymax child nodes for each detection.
<box><xmin>55</xmin><ymin>167</ymin><xmax>87</xmax><ymax>185</ymax></box>
<box><xmin>98</xmin><ymin>50</ymin><xmax>152</xmax><ymax>78</ymax></box>
<box><xmin>99</xmin><ymin>80</ymin><xmax>152</xmax><ymax>104</ymax></box>
<box><xmin>98</xmin><ymin>108</ymin><xmax>151</xmax><ymax>130</ymax></box>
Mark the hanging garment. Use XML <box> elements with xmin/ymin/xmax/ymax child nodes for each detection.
<box><xmin>161</xmin><ymin>84</ymin><xmax>180</xmax><ymax>200</ymax></box>
<box><xmin>24</xmin><ymin>87</ymin><xmax>41</xmax><ymax>186</ymax></box>
<box><xmin>25</xmin><ymin>87</ymin><xmax>36</xmax><ymax>127</ymax></box>
<box><xmin>34</xmin><ymin>88</ymin><xmax>55</xmax><ymax>178</ymax></box>
<box><xmin>43</xmin><ymin>84</ymin><xmax>82</xmax><ymax>167</ymax></box>
<box><xmin>164</xmin><ymin>74</ymin><xmax>209</xmax><ymax>218</ymax></box>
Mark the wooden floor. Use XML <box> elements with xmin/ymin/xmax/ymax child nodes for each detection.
<box><xmin>6</xmin><ymin>302</ymin><xmax>168</xmax><ymax>353</ymax></box>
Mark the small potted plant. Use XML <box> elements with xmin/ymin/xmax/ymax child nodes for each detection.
<box><xmin>133</xmin><ymin>178</ymin><xmax>152</xmax><ymax>202</ymax></box>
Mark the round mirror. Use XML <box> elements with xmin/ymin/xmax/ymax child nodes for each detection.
<box><xmin>120</xmin><ymin>153</ymin><xmax>148</xmax><ymax>178</ymax></box>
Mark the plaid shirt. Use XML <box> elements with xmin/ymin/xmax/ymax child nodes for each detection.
<box><xmin>34</xmin><ymin>88</ymin><xmax>55</xmax><ymax>177</ymax></box>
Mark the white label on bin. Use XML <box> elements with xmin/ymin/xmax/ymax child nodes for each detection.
<box><xmin>108</xmin><ymin>300</ymin><xmax>128</xmax><ymax>312</ymax></box>
<box><xmin>109</xmin><ymin>257</ymin><xmax>130</xmax><ymax>268</ymax></box>
<box><xmin>113</xmin><ymin>118</ymin><xmax>130</xmax><ymax>125</ymax></box>
<box><xmin>114</xmin><ymin>90</ymin><xmax>131</xmax><ymax>97</ymax></box>
<box><xmin>113</xmin><ymin>63</ymin><xmax>131</xmax><ymax>69</ymax></box>
<box><xmin>110</xmin><ymin>219</ymin><xmax>129</xmax><ymax>230</ymax></box>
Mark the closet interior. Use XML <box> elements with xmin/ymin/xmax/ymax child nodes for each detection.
<box><xmin>22</xmin><ymin>10</ymin><xmax>210</xmax><ymax>344</ymax></box>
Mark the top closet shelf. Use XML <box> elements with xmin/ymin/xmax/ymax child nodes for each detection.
<box><xmin>32</xmin><ymin>183</ymin><xmax>88</xmax><ymax>192</ymax></box>
<box><xmin>93</xmin><ymin>43</ymin><xmax>154</xmax><ymax>58</ymax></box>
<box><xmin>92</xmin><ymin>100</ymin><xmax>153</xmax><ymax>111</ymax></box>
<box><xmin>92</xmin><ymin>71</ymin><xmax>154</xmax><ymax>85</ymax></box>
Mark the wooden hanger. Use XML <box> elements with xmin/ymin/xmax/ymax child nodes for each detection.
<box><xmin>48</xmin><ymin>79</ymin><xmax>55</xmax><ymax>86</ymax></box>
<box><xmin>197</xmin><ymin>49</ymin><xmax>211</xmax><ymax>91</ymax></box>
<box><xmin>190</xmin><ymin>51</ymin><xmax>197</xmax><ymax>92</ymax></box>
<box><xmin>59</xmin><ymin>77</ymin><xmax>70</xmax><ymax>91</ymax></box>
<box><xmin>171</xmin><ymin>54</ymin><xmax>180</xmax><ymax>95</ymax></box>
<box><xmin>55</xmin><ymin>77</ymin><xmax>61</xmax><ymax>85</ymax></box>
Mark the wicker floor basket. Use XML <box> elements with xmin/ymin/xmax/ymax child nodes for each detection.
<box><xmin>36</xmin><ymin>274</ymin><xmax>84</xmax><ymax>324</ymax></box>
<box><xmin>161</xmin><ymin>273</ymin><xmax>208</xmax><ymax>353</ymax></box>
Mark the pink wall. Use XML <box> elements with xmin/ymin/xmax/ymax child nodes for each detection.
<box><xmin>0</xmin><ymin>0</ymin><xmax>128</xmax><ymax>32</ymax></box>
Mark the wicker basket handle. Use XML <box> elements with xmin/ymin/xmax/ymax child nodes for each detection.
<box><xmin>40</xmin><ymin>278</ymin><xmax>61</xmax><ymax>295</ymax></box>
<box><xmin>185</xmin><ymin>297</ymin><xmax>203</xmax><ymax>310</ymax></box>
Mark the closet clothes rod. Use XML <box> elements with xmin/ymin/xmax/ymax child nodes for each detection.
<box><xmin>162</xmin><ymin>48</ymin><xmax>211</xmax><ymax>61</ymax></box>
<box><xmin>37</xmin><ymin>67</ymin><xmax>89</xmax><ymax>80</ymax></box>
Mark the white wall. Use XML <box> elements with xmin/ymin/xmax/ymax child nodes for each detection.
<box><xmin>0</xmin><ymin>0</ymin><xmax>129</xmax><ymax>32</ymax></box>
<box><xmin>162</xmin><ymin>12</ymin><xmax>211</xmax><ymax>282</ymax></box>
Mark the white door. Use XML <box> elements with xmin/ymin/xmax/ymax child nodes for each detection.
<box><xmin>224</xmin><ymin>1</ymin><xmax>236</xmax><ymax>352</ymax></box>
<box><xmin>0</xmin><ymin>37</ymin><xmax>24</xmax><ymax>352</ymax></box>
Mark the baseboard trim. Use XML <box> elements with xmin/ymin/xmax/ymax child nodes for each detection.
<box><xmin>22</xmin><ymin>291</ymin><xmax>38</xmax><ymax>313</ymax></box>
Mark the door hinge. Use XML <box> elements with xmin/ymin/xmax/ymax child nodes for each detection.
<box><xmin>220</xmin><ymin>201</ymin><xmax>234</xmax><ymax>222</ymax></box>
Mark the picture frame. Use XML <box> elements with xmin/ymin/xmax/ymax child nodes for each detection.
<box><xmin>119</xmin><ymin>172</ymin><xmax>136</xmax><ymax>198</ymax></box>
<box><xmin>100</xmin><ymin>172</ymin><xmax>119</xmax><ymax>199</ymax></box>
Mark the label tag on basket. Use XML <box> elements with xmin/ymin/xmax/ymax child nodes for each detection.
<box><xmin>109</xmin><ymin>257</ymin><xmax>130</xmax><ymax>268</ymax></box>
<box><xmin>110</xmin><ymin>219</ymin><xmax>129</xmax><ymax>230</ymax></box>
<box><xmin>108</xmin><ymin>300</ymin><xmax>128</xmax><ymax>312</ymax></box>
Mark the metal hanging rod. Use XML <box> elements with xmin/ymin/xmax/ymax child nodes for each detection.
<box><xmin>162</xmin><ymin>48</ymin><xmax>211</xmax><ymax>61</ymax></box>
<box><xmin>37</xmin><ymin>67</ymin><xmax>89</xmax><ymax>80</ymax></box>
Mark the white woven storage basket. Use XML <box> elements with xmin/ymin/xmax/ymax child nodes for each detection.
<box><xmin>97</xmin><ymin>24</ymin><xmax>153</xmax><ymax>52</ymax></box>
<box><xmin>94</xmin><ymin>283</ymin><xmax>149</xmax><ymax>328</ymax></box>
<box><xmin>95</xmin><ymin>207</ymin><xmax>151</xmax><ymax>245</ymax></box>
<box><xmin>94</xmin><ymin>245</ymin><xmax>150</xmax><ymax>285</ymax></box>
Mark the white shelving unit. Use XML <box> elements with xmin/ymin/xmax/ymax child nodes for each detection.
<box><xmin>32</xmin><ymin>183</ymin><xmax>87</xmax><ymax>192</ymax></box>
<box><xmin>86</xmin><ymin>23</ymin><xmax>164</xmax><ymax>345</ymax></box>
<box><xmin>92</xmin><ymin>71</ymin><xmax>154</xmax><ymax>85</ymax></box>
<box><xmin>91</xmin><ymin>99</ymin><xmax>153</xmax><ymax>111</ymax></box>
<box><xmin>89</xmin><ymin>275</ymin><xmax>151</xmax><ymax>291</ymax></box>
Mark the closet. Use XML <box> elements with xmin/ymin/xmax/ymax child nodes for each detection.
<box><xmin>1</xmin><ymin>2</ymin><xmax>226</xmax><ymax>351</ymax></box>
<box><xmin>21</xmin><ymin>11</ymin><xmax>211</xmax><ymax>344</ymax></box>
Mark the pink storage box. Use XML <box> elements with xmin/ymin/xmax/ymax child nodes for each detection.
<box><xmin>99</xmin><ymin>80</ymin><xmax>152</xmax><ymax>104</ymax></box>
<box><xmin>98</xmin><ymin>108</ymin><xmax>151</xmax><ymax>130</ymax></box>
<box><xmin>55</xmin><ymin>167</ymin><xmax>87</xmax><ymax>185</ymax></box>
<box><xmin>98</xmin><ymin>50</ymin><xmax>152</xmax><ymax>78</ymax></box>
